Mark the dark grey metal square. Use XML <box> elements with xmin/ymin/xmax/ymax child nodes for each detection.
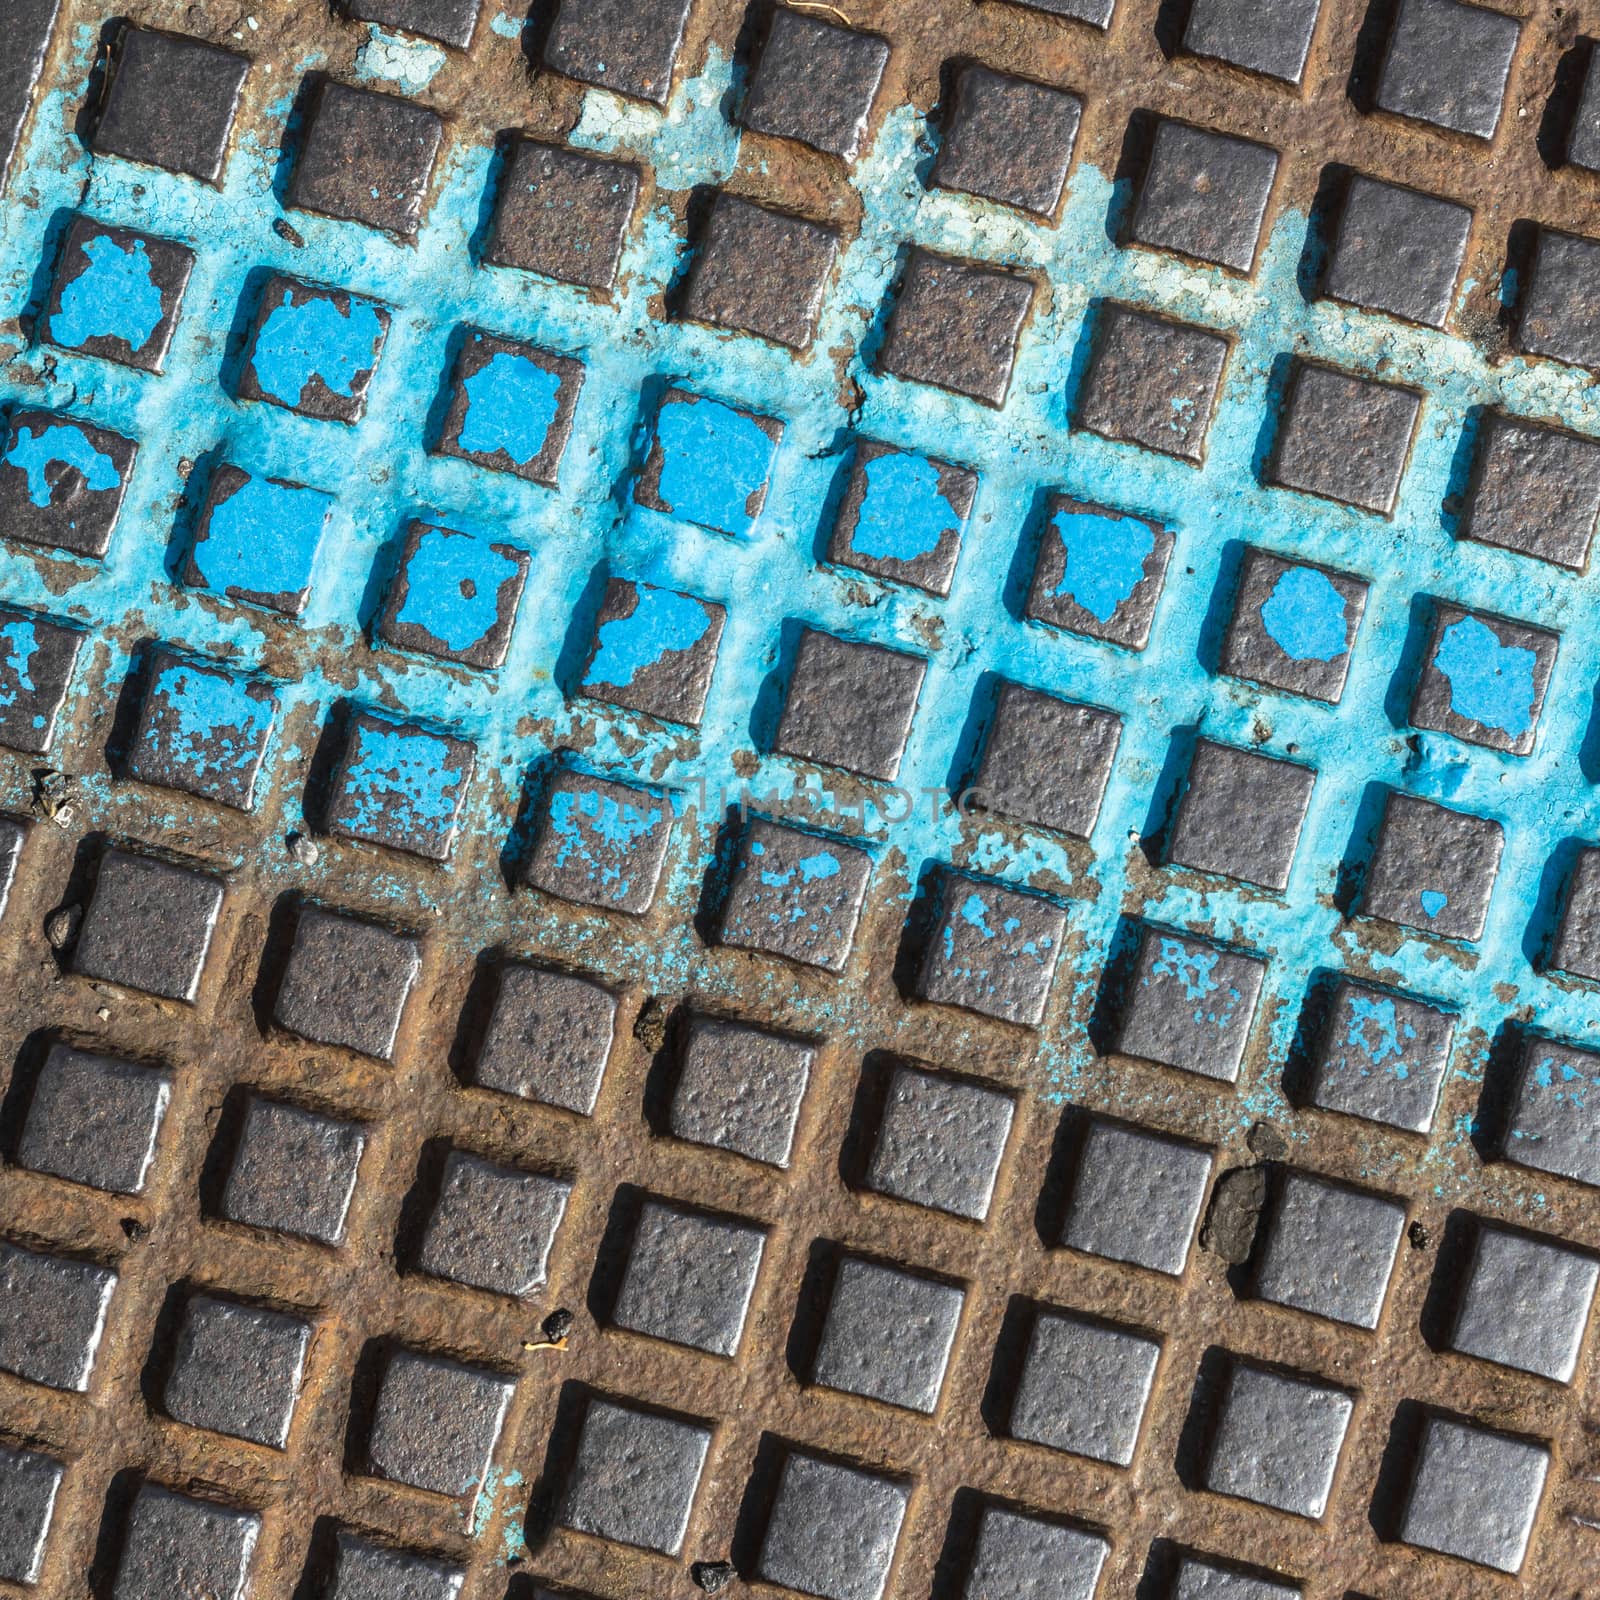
<box><xmin>931</xmin><ymin>65</ymin><xmax>1081</xmax><ymax>218</ymax></box>
<box><xmin>1130</xmin><ymin>119</ymin><xmax>1278</xmax><ymax>274</ymax></box>
<box><xmin>915</xmin><ymin>873</ymin><xmax>1065</xmax><ymax>1026</ymax></box>
<box><xmin>374</xmin><ymin>520</ymin><xmax>529</xmax><ymax>670</ymax></box>
<box><xmin>416</xmin><ymin>1150</ymin><xmax>572</xmax><ymax>1298</ymax></box>
<box><xmin>326</xmin><ymin>1530</ymin><xmax>465</xmax><ymax>1600</ymax></box>
<box><xmin>811</xmin><ymin>1256</ymin><xmax>964</xmax><ymax>1414</ymax></box>
<box><xmin>542</xmin><ymin>0</ymin><xmax>691</xmax><ymax>105</ymax></box>
<box><xmin>485</xmin><ymin>137</ymin><xmax>639</xmax><ymax>290</ymax></box>
<box><xmin>1551</xmin><ymin>845</ymin><xmax>1600</xmax><ymax>982</ymax></box>
<box><xmin>610</xmin><ymin>1199</ymin><xmax>765</xmax><ymax>1357</ymax></box>
<box><xmin>1375</xmin><ymin>0</ymin><xmax>1519</xmax><ymax>139</ymax></box>
<box><xmin>825</xmin><ymin>440</ymin><xmax>975</xmax><ymax>597</ymax></box>
<box><xmin>345</xmin><ymin>0</ymin><xmax>480</xmax><ymax>48</ymax></box>
<box><xmin>1505</xmin><ymin>1036</ymin><xmax>1600</xmax><ymax>1189</ymax></box>
<box><xmin>1180</xmin><ymin>0</ymin><xmax>1321</xmax><ymax>83</ymax></box>
<box><xmin>1516</xmin><ymin>228</ymin><xmax>1600</xmax><ymax>371</ymax></box>
<box><xmin>1009</xmin><ymin>0</ymin><xmax>1114</xmax><ymax>25</ymax></box>
<box><xmin>633</xmin><ymin>387</ymin><xmax>782</xmax><ymax>537</ymax></box>
<box><xmin>578</xmin><ymin>578</ymin><xmax>725</xmax><ymax>727</ymax></box>
<box><xmin>1203</xmin><ymin>1361</ymin><xmax>1352</xmax><ymax>1518</ymax></box>
<box><xmin>366</xmin><ymin>1348</ymin><xmax>513</xmax><ymax>1497</ymax></box>
<box><xmin>238</xmin><ymin>275</ymin><xmax>391</xmax><ymax>422</ymax></box>
<box><xmin>1165</xmin><ymin>739</ymin><xmax>1315</xmax><ymax>893</ymax></box>
<box><xmin>163</xmin><ymin>1294</ymin><xmax>311</xmax><ymax>1448</ymax></box>
<box><xmin>961</xmin><ymin>1504</ymin><xmax>1109</xmax><ymax>1600</ymax></box>
<box><xmin>18</xmin><ymin>1042</ymin><xmax>170</xmax><ymax>1195</ymax></box>
<box><xmin>1398</xmin><ymin>1416</ymin><xmax>1548</xmax><ymax>1573</ymax></box>
<box><xmin>524</xmin><ymin>770</ymin><xmax>675</xmax><ymax>915</ymax></box>
<box><xmin>756</xmin><ymin>1450</ymin><xmax>908</xmax><ymax>1600</ymax></box>
<box><xmin>0</xmin><ymin>408</ymin><xmax>136</xmax><ymax>561</ymax></box>
<box><xmin>1268</xmin><ymin>361</ymin><xmax>1420</xmax><ymax>515</ymax></box>
<box><xmin>1322</xmin><ymin>173</ymin><xmax>1471</xmax><ymax>328</ymax></box>
<box><xmin>325</xmin><ymin>711</ymin><xmax>475</xmax><ymax>861</ymax></box>
<box><xmin>740</xmin><ymin>9</ymin><xmax>888</xmax><ymax>161</ymax></box>
<box><xmin>72</xmin><ymin>848</ymin><xmax>223</xmax><ymax>1003</ymax></box>
<box><xmin>1219</xmin><ymin>548</ymin><xmax>1366</xmax><ymax>703</ymax></box>
<box><xmin>1169</xmin><ymin>1555</ymin><xmax>1300</xmax><ymax>1598</ymax></box>
<box><xmin>1118</xmin><ymin>927</ymin><xmax>1264</xmax><ymax>1083</ymax></box>
<box><xmin>973</xmin><ymin>682</ymin><xmax>1121</xmax><ymax>839</ymax></box>
<box><xmin>1309</xmin><ymin>980</ymin><xmax>1455</xmax><ymax>1134</ymax></box>
<box><xmin>1409</xmin><ymin>604</ymin><xmax>1557</xmax><ymax>756</ymax></box>
<box><xmin>0</xmin><ymin>1444</ymin><xmax>62</xmax><ymax>1586</ymax></box>
<box><xmin>273</xmin><ymin>904</ymin><xmax>421</xmax><ymax>1061</ymax></box>
<box><xmin>1025</xmin><ymin>495</ymin><xmax>1174</xmax><ymax>649</ymax></box>
<box><xmin>1359</xmin><ymin>790</ymin><xmax>1503</xmax><ymax>942</ymax></box>
<box><xmin>0</xmin><ymin>1243</ymin><xmax>115</xmax><ymax>1392</ymax></box>
<box><xmin>469</xmin><ymin>963</ymin><xmax>617</xmax><ymax>1115</ymax></box>
<box><xmin>1459</xmin><ymin>412</ymin><xmax>1600</xmax><ymax>571</ymax></box>
<box><xmin>0</xmin><ymin>605</ymin><xmax>81</xmax><ymax>750</ymax></box>
<box><xmin>220</xmin><ymin>1096</ymin><xmax>367</xmax><ymax>1246</ymax></box>
<box><xmin>718</xmin><ymin>820</ymin><xmax>872</xmax><ymax>973</ymax></box>
<box><xmin>1077</xmin><ymin>304</ymin><xmax>1229</xmax><ymax>463</ymax></box>
<box><xmin>668</xmin><ymin>1016</ymin><xmax>814</xmax><ymax>1168</ymax></box>
<box><xmin>112</xmin><ymin>1486</ymin><xmax>259</xmax><ymax>1600</ymax></box>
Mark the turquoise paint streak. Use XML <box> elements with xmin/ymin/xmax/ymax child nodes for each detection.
<box><xmin>653</xmin><ymin>396</ymin><xmax>773</xmax><ymax>535</ymax></box>
<box><xmin>147</xmin><ymin>661</ymin><xmax>273</xmax><ymax>780</ymax></box>
<box><xmin>458</xmin><ymin>348</ymin><xmax>561</xmax><ymax>465</ymax></box>
<box><xmin>1261</xmin><ymin>565</ymin><xmax>1348</xmax><ymax>662</ymax></box>
<box><xmin>49</xmin><ymin>232</ymin><xmax>164</xmax><ymax>351</ymax></box>
<box><xmin>850</xmin><ymin>450</ymin><xmax>960</xmax><ymax>562</ymax></box>
<box><xmin>191</xmin><ymin>473</ymin><xmax>331</xmax><ymax>601</ymax></box>
<box><xmin>1345</xmin><ymin>994</ymin><xmax>1417</xmax><ymax>1075</ymax></box>
<box><xmin>5</xmin><ymin>422</ymin><xmax>119</xmax><ymax>507</ymax></box>
<box><xmin>250</xmin><ymin>289</ymin><xmax>385</xmax><ymax>405</ymax></box>
<box><xmin>395</xmin><ymin>525</ymin><xmax>520</xmax><ymax>652</ymax></box>
<box><xmin>1050</xmin><ymin>510</ymin><xmax>1152</xmax><ymax>622</ymax></box>
<box><xmin>585</xmin><ymin>584</ymin><xmax>710</xmax><ymax>689</ymax></box>
<box><xmin>340</xmin><ymin>722</ymin><xmax>467</xmax><ymax>840</ymax></box>
<box><xmin>1433</xmin><ymin>613</ymin><xmax>1538</xmax><ymax>737</ymax></box>
<box><xmin>0</xmin><ymin>618</ymin><xmax>38</xmax><ymax>714</ymax></box>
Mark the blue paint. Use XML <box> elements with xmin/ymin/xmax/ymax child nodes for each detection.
<box><xmin>651</xmin><ymin>394</ymin><xmax>774</xmax><ymax>536</ymax></box>
<box><xmin>249</xmin><ymin>287</ymin><xmax>385</xmax><ymax>406</ymax></box>
<box><xmin>849</xmin><ymin>450</ymin><xmax>961</xmax><ymax>564</ymax></box>
<box><xmin>457</xmin><ymin>346</ymin><xmax>563</xmax><ymax>467</ymax></box>
<box><xmin>394</xmin><ymin>524</ymin><xmax>522</xmax><ymax>653</ymax></box>
<box><xmin>585</xmin><ymin>584</ymin><xmax>711</xmax><ymax>690</ymax></box>
<box><xmin>1344</xmin><ymin>994</ymin><xmax>1416</xmax><ymax>1076</ymax></box>
<box><xmin>338</xmin><ymin>720</ymin><xmax>469</xmax><ymax>841</ymax></box>
<box><xmin>49</xmin><ymin>231</ymin><xmax>165</xmax><ymax>353</ymax></box>
<box><xmin>1433</xmin><ymin>614</ymin><xmax>1538</xmax><ymax>738</ymax></box>
<box><xmin>1419</xmin><ymin>889</ymin><xmax>1449</xmax><ymax>918</ymax></box>
<box><xmin>961</xmin><ymin>892</ymin><xmax>994</xmax><ymax>936</ymax></box>
<box><xmin>0</xmin><ymin>617</ymin><xmax>39</xmax><ymax>718</ymax></box>
<box><xmin>1050</xmin><ymin>509</ymin><xmax>1153</xmax><ymax>623</ymax></box>
<box><xmin>191</xmin><ymin>472</ymin><xmax>332</xmax><ymax>607</ymax></box>
<box><xmin>1150</xmin><ymin>936</ymin><xmax>1241</xmax><ymax>1029</ymax></box>
<box><xmin>760</xmin><ymin>848</ymin><xmax>841</xmax><ymax>889</ymax></box>
<box><xmin>4</xmin><ymin>421</ymin><xmax>119</xmax><ymax>508</ymax></box>
<box><xmin>144</xmin><ymin>660</ymin><xmax>274</xmax><ymax>791</ymax></box>
<box><xmin>1260</xmin><ymin>566</ymin><xmax>1348</xmax><ymax>662</ymax></box>
<box><xmin>549</xmin><ymin>781</ymin><xmax>664</xmax><ymax>898</ymax></box>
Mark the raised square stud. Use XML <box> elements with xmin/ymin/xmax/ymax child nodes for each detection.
<box><xmin>1398</xmin><ymin>1416</ymin><xmax>1548</xmax><ymax>1572</ymax></box>
<box><xmin>864</xmin><ymin>1061</ymin><xmax>1013</xmax><ymax>1221</ymax></box>
<box><xmin>669</xmin><ymin>1016</ymin><xmax>814</xmax><ymax>1167</ymax></box>
<box><xmin>435</xmin><ymin>329</ymin><xmax>583</xmax><ymax>486</ymax></box>
<box><xmin>345</xmin><ymin>0</ymin><xmax>480</xmax><ymax>48</ymax></box>
<box><xmin>18</xmin><ymin>1043</ymin><xmax>170</xmax><ymax>1194</ymax></box>
<box><xmin>220</xmin><ymin>1096</ymin><xmax>366</xmax><ymax>1245</ymax></box>
<box><xmin>367</xmin><ymin>1348</ymin><xmax>513</xmax><ymax>1497</ymax></box>
<box><xmin>1572</xmin><ymin>47</ymin><xmax>1600</xmax><ymax>173</ymax></box>
<box><xmin>0</xmin><ymin>1244</ymin><xmax>115</xmax><ymax>1392</ymax></box>
<box><xmin>127</xmin><ymin>649</ymin><xmax>276</xmax><ymax>811</ymax></box>
<box><xmin>1251</xmin><ymin>1172</ymin><xmax>1406</xmax><ymax>1328</ymax></box>
<box><xmin>42</xmin><ymin>216</ymin><xmax>192</xmax><ymax>373</ymax></box>
<box><xmin>1118</xmin><ymin>927</ymin><xmax>1264</xmax><ymax>1083</ymax></box>
<box><xmin>826</xmin><ymin>441</ymin><xmax>975</xmax><ymax>596</ymax></box>
<box><xmin>274</xmin><ymin>904</ymin><xmax>420</xmax><ymax>1060</ymax></box>
<box><xmin>239</xmin><ymin>275</ymin><xmax>390</xmax><ymax>422</ymax></box>
<box><xmin>1203</xmin><ymin>1362</ymin><xmax>1352</xmax><ymax>1517</ymax></box>
<box><xmin>1551</xmin><ymin>846</ymin><xmax>1600</xmax><ymax>981</ymax></box>
<box><xmin>719</xmin><ymin>820</ymin><xmax>872</xmax><ymax>972</ymax></box>
<box><xmin>1505</xmin><ymin>1036</ymin><xmax>1600</xmax><ymax>1188</ymax></box>
<box><xmin>1078</xmin><ymin>304</ymin><xmax>1228</xmax><ymax>463</ymax></box>
<box><xmin>611</xmin><ymin>1199</ymin><xmax>766</xmax><ymax>1356</ymax></box>
<box><xmin>73</xmin><ymin>848</ymin><xmax>222</xmax><ymax>1002</ymax></box>
<box><xmin>326</xmin><ymin>710</ymin><xmax>475</xmax><ymax>861</ymax></box>
<box><xmin>1450</xmin><ymin>1222</ymin><xmax>1598</xmax><ymax>1382</ymax></box>
<box><xmin>1459</xmin><ymin>413</ymin><xmax>1600</xmax><ymax>570</ymax></box>
<box><xmin>1010</xmin><ymin>1308</ymin><xmax>1159</xmax><ymax>1466</ymax></box>
<box><xmin>416</xmin><ymin>1151</ymin><xmax>572</xmax><ymax>1297</ymax></box>
<box><xmin>1375</xmin><ymin>0</ymin><xmax>1519</xmax><ymax>140</ymax></box>
<box><xmin>0</xmin><ymin>607</ymin><xmax>80</xmax><ymax>752</ymax></box>
<box><xmin>1219</xmin><ymin>549</ymin><xmax>1366</xmax><ymax>703</ymax></box>
<box><xmin>92</xmin><ymin>25</ymin><xmax>247</xmax><ymax>182</ymax></box>
<box><xmin>1309</xmin><ymin>980</ymin><xmax>1454</xmax><ymax>1133</ymax></box>
<box><xmin>682</xmin><ymin>192</ymin><xmax>839</xmax><ymax>351</ymax></box>
<box><xmin>579</xmin><ymin>578</ymin><xmax>725</xmax><ymax>726</ymax></box>
<box><xmin>1181</xmin><ymin>0</ymin><xmax>1322</xmax><ymax>83</ymax></box>
<box><xmin>961</xmin><ymin>1504</ymin><xmax>1108</xmax><ymax>1600</ymax></box>
<box><xmin>0</xmin><ymin>1445</ymin><xmax>62</xmax><ymax>1585</ymax></box>
<box><xmin>741</xmin><ymin>9</ymin><xmax>888</xmax><ymax>161</ymax></box>
<box><xmin>557</xmin><ymin>1396</ymin><xmax>710</xmax><ymax>1553</ymax></box>
<box><xmin>1322</xmin><ymin>174</ymin><xmax>1470</xmax><ymax>328</ymax></box>
<box><xmin>184</xmin><ymin>466</ymin><xmax>332</xmax><ymax>614</ymax></box>
<box><xmin>485</xmin><ymin>137</ymin><xmax>638</xmax><ymax>290</ymax></box>
<box><xmin>1166</xmin><ymin>740</ymin><xmax>1314</xmax><ymax>893</ymax></box>
<box><xmin>974</xmin><ymin>684</ymin><xmax>1120</xmax><ymax>839</ymax></box>
<box><xmin>163</xmin><ymin>1295</ymin><xmax>310</xmax><ymax>1448</ymax></box>
<box><xmin>931</xmin><ymin>66</ymin><xmax>1081</xmax><ymax>219</ymax></box>
<box><xmin>1268</xmin><ymin>361</ymin><xmax>1419</xmax><ymax>514</ymax></box>
<box><xmin>1516</xmin><ymin>229</ymin><xmax>1600</xmax><ymax>371</ymax></box>
<box><xmin>1169</xmin><ymin>1555</ymin><xmax>1300</xmax><ymax>1598</ymax></box>
<box><xmin>524</xmin><ymin>770</ymin><xmax>675</xmax><ymax>915</ymax></box>
<box><xmin>377</xmin><ymin>521</ymin><xmax>530</xmax><ymax>669</ymax></box>
<box><xmin>112</xmin><ymin>1487</ymin><xmax>258</xmax><ymax>1600</ymax></box>
<box><xmin>0</xmin><ymin>409</ymin><xmax>136</xmax><ymax>561</ymax></box>
<box><xmin>1010</xmin><ymin>0</ymin><xmax>1114</xmax><ymax>26</ymax></box>
<box><xmin>1026</xmin><ymin>495</ymin><xmax>1174</xmax><ymax>649</ymax></box>
<box><xmin>1130</xmin><ymin>120</ymin><xmax>1278</xmax><ymax>273</ymax></box>
<box><xmin>812</xmin><ymin>1257</ymin><xmax>963</xmax><ymax>1413</ymax></box>
<box><xmin>1410</xmin><ymin>604</ymin><xmax>1557</xmax><ymax>756</ymax></box>
<box><xmin>290</xmin><ymin>79</ymin><xmax>442</xmax><ymax>238</ymax></box>
<box><xmin>1359</xmin><ymin>790</ymin><xmax>1502</xmax><ymax>942</ymax></box>
<box><xmin>876</xmin><ymin>249</ymin><xmax>1034</xmax><ymax>407</ymax></box>
<box><xmin>325</xmin><ymin>1531</ymin><xmax>464</xmax><ymax>1600</ymax></box>
<box><xmin>634</xmin><ymin>388</ymin><xmax>782</xmax><ymax>537</ymax></box>
<box><xmin>542</xmin><ymin>0</ymin><xmax>691</xmax><ymax>105</ymax></box>
<box><xmin>1062</xmin><ymin>1119</ymin><xmax>1213</xmax><ymax>1275</ymax></box>
<box><xmin>469</xmin><ymin>963</ymin><xmax>616</xmax><ymax>1114</ymax></box>
<box><xmin>917</xmin><ymin>873</ymin><xmax>1065</xmax><ymax>1026</ymax></box>
<box><xmin>757</xmin><ymin>1451</ymin><xmax>907</xmax><ymax>1600</ymax></box>
<box><xmin>776</xmin><ymin>629</ymin><xmax>925</xmax><ymax>781</ymax></box>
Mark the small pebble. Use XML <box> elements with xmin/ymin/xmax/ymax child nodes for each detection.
<box><xmin>692</xmin><ymin>1561</ymin><xmax>735</xmax><ymax>1594</ymax></box>
<box><xmin>541</xmin><ymin>1307</ymin><xmax>573</xmax><ymax>1343</ymax></box>
<box><xmin>44</xmin><ymin>905</ymin><xmax>81</xmax><ymax>949</ymax></box>
<box><xmin>287</xmin><ymin>832</ymin><xmax>320</xmax><ymax>866</ymax></box>
<box><xmin>1408</xmin><ymin>1221</ymin><xmax>1431</xmax><ymax>1250</ymax></box>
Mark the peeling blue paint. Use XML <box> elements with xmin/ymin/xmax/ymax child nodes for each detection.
<box><xmin>1050</xmin><ymin>508</ymin><xmax>1152</xmax><ymax>623</ymax></box>
<box><xmin>651</xmin><ymin>394</ymin><xmax>774</xmax><ymax>536</ymax></box>
<box><xmin>585</xmin><ymin>583</ymin><xmax>711</xmax><ymax>690</ymax></box>
<box><xmin>458</xmin><ymin>345</ymin><xmax>563</xmax><ymax>466</ymax></box>
<box><xmin>48</xmin><ymin>232</ymin><xmax>164</xmax><ymax>352</ymax></box>
<box><xmin>189</xmin><ymin>472</ymin><xmax>332</xmax><ymax>607</ymax></box>
<box><xmin>4</xmin><ymin>421</ymin><xmax>119</xmax><ymax>507</ymax></box>
<box><xmin>249</xmin><ymin>288</ymin><xmax>385</xmax><ymax>406</ymax></box>
<box><xmin>1261</xmin><ymin>565</ymin><xmax>1348</xmax><ymax>663</ymax></box>
<box><xmin>394</xmin><ymin>524</ymin><xmax>521</xmax><ymax>653</ymax></box>
<box><xmin>1433</xmin><ymin>613</ymin><xmax>1537</xmax><ymax>738</ymax></box>
<box><xmin>849</xmin><ymin>450</ymin><xmax>961</xmax><ymax>563</ymax></box>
